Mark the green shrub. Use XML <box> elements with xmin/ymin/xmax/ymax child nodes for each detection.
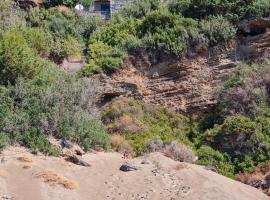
<box><xmin>27</xmin><ymin>7</ymin><xmax>44</xmax><ymax>27</ymax></box>
<box><xmin>203</xmin><ymin>115</ymin><xmax>270</xmax><ymax>173</ymax></box>
<box><xmin>122</xmin><ymin>35</ymin><xmax>143</xmax><ymax>52</ymax></box>
<box><xmin>120</xmin><ymin>0</ymin><xmax>160</xmax><ymax>18</ymax></box>
<box><xmin>87</xmin><ymin>41</ymin><xmax>111</xmax><ymax>63</ymax></box>
<box><xmin>218</xmin><ymin>62</ymin><xmax>270</xmax><ymax>118</ymax></box>
<box><xmin>78</xmin><ymin>121</ymin><xmax>111</xmax><ymax>151</ymax></box>
<box><xmin>0</xmin><ymin>64</ymin><xmax>111</xmax><ymax>154</ymax></box>
<box><xmin>48</xmin><ymin>16</ymin><xmax>72</xmax><ymax>38</ymax></box>
<box><xmin>80</xmin><ymin>42</ymin><xmax>126</xmax><ymax>76</ymax></box>
<box><xmin>0</xmin><ymin>132</ymin><xmax>10</xmax><ymax>150</ymax></box>
<box><xmin>245</xmin><ymin>0</ymin><xmax>270</xmax><ymax>18</ymax></box>
<box><xmin>0</xmin><ymin>31</ymin><xmax>42</xmax><ymax>84</ymax></box>
<box><xmin>99</xmin><ymin>56</ymin><xmax>124</xmax><ymax>73</ymax></box>
<box><xmin>21</xmin><ymin>129</ymin><xmax>59</xmax><ymax>156</ymax></box>
<box><xmin>60</xmin><ymin>36</ymin><xmax>83</xmax><ymax>57</ymax></box>
<box><xmin>196</xmin><ymin>145</ymin><xmax>235</xmax><ymax>178</ymax></box>
<box><xmin>0</xmin><ymin>0</ymin><xmax>25</xmax><ymax>33</ymax></box>
<box><xmin>21</xmin><ymin>27</ymin><xmax>51</xmax><ymax>58</ymax></box>
<box><xmin>91</xmin><ymin>17</ymin><xmax>141</xmax><ymax>47</ymax></box>
<box><xmin>168</xmin><ymin>0</ymin><xmax>191</xmax><ymax>16</ymax></box>
<box><xmin>102</xmin><ymin>97</ymin><xmax>192</xmax><ymax>156</ymax></box>
<box><xmin>186</xmin><ymin>0</ymin><xmax>246</xmax><ymax>20</ymax></box>
<box><xmin>200</xmin><ymin>15</ymin><xmax>236</xmax><ymax>45</ymax></box>
<box><xmin>92</xmin><ymin>23</ymin><xmax>129</xmax><ymax>47</ymax></box>
<box><xmin>78</xmin><ymin>16</ymin><xmax>104</xmax><ymax>42</ymax></box>
<box><xmin>138</xmin><ymin>10</ymin><xmax>199</xmax><ymax>56</ymax></box>
<box><xmin>79</xmin><ymin>61</ymin><xmax>102</xmax><ymax>76</ymax></box>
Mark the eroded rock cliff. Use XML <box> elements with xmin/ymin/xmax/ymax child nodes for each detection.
<box><xmin>99</xmin><ymin>18</ymin><xmax>270</xmax><ymax>115</ymax></box>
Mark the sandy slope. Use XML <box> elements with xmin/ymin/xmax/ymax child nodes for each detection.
<box><xmin>0</xmin><ymin>146</ymin><xmax>269</xmax><ymax>200</ymax></box>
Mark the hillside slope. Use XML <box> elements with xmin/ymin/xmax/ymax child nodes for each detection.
<box><xmin>0</xmin><ymin>147</ymin><xmax>268</xmax><ymax>200</ymax></box>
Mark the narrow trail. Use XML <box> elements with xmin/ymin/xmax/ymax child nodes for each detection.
<box><xmin>66</xmin><ymin>60</ymin><xmax>84</xmax><ymax>75</ymax></box>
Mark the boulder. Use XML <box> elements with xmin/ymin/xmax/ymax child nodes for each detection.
<box><xmin>49</xmin><ymin>137</ymin><xmax>85</xmax><ymax>157</ymax></box>
<box><xmin>65</xmin><ymin>155</ymin><xmax>91</xmax><ymax>167</ymax></box>
<box><xmin>238</xmin><ymin>18</ymin><xmax>270</xmax><ymax>35</ymax></box>
<box><xmin>119</xmin><ymin>164</ymin><xmax>138</xmax><ymax>172</ymax></box>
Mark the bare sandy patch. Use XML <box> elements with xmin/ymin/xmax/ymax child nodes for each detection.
<box><xmin>0</xmin><ymin>170</ymin><xmax>7</xmax><ymax>178</ymax></box>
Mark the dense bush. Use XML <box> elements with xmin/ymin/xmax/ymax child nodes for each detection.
<box><xmin>83</xmin><ymin>0</ymin><xmax>264</xmax><ymax>76</ymax></box>
<box><xmin>21</xmin><ymin>27</ymin><xmax>51</xmax><ymax>58</ymax></box>
<box><xmin>138</xmin><ymin>10</ymin><xmax>200</xmax><ymax>57</ymax></box>
<box><xmin>80</xmin><ymin>42</ymin><xmax>126</xmax><ymax>75</ymax></box>
<box><xmin>48</xmin><ymin>15</ymin><xmax>75</xmax><ymax>38</ymax></box>
<box><xmin>0</xmin><ymin>64</ymin><xmax>111</xmax><ymax>153</ymax></box>
<box><xmin>119</xmin><ymin>0</ymin><xmax>160</xmax><ymax>18</ymax></box>
<box><xmin>0</xmin><ymin>31</ymin><xmax>43</xmax><ymax>84</ymax></box>
<box><xmin>77</xmin><ymin>16</ymin><xmax>104</xmax><ymax>42</ymax></box>
<box><xmin>0</xmin><ymin>0</ymin><xmax>25</xmax><ymax>33</ymax></box>
<box><xmin>202</xmin><ymin>115</ymin><xmax>270</xmax><ymax>173</ymax></box>
<box><xmin>111</xmin><ymin>134</ymin><xmax>133</xmax><ymax>154</ymax></box>
<box><xmin>183</xmin><ymin>0</ymin><xmax>270</xmax><ymax>21</ymax></box>
<box><xmin>164</xmin><ymin>141</ymin><xmax>196</xmax><ymax>163</ymax></box>
<box><xmin>102</xmin><ymin>97</ymin><xmax>192</xmax><ymax>156</ymax></box>
<box><xmin>196</xmin><ymin>145</ymin><xmax>235</xmax><ymax>177</ymax></box>
<box><xmin>168</xmin><ymin>0</ymin><xmax>191</xmax><ymax>16</ymax></box>
<box><xmin>91</xmin><ymin>17</ymin><xmax>140</xmax><ymax>47</ymax></box>
<box><xmin>25</xmin><ymin>6</ymin><xmax>95</xmax><ymax>63</ymax></box>
<box><xmin>60</xmin><ymin>36</ymin><xmax>83</xmax><ymax>57</ymax></box>
<box><xmin>219</xmin><ymin>61</ymin><xmax>270</xmax><ymax>118</ymax></box>
<box><xmin>200</xmin><ymin>15</ymin><xmax>236</xmax><ymax>45</ymax></box>
<box><xmin>244</xmin><ymin>0</ymin><xmax>270</xmax><ymax>19</ymax></box>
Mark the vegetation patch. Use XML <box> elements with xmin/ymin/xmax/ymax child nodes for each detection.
<box><xmin>36</xmin><ymin>169</ymin><xmax>79</xmax><ymax>189</ymax></box>
<box><xmin>102</xmin><ymin>97</ymin><xmax>192</xmax><ymax>156</ymax></box>
<box><xmin>17</xmin><ymin>156</ymin><xmax>33</xmax><ymax>163</ymax></box>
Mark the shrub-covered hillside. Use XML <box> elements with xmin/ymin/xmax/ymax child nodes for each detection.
<box><xmin>80</xmin><ymin>0</ymin><xmax>270</xmax><ymax>76</ymax></box>
<box><xmin>102</xmin><ymin>62</ymin><xmax>270</xmax><ymax>178</ymax></box>
<box><xmin>0</xmin><ymin>0</ymin><xmax>110</xmax><ymax>155</ymax></box>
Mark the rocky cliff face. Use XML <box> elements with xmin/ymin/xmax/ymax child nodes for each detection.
<box><xmin>99</xmin><ymin>18</ymin><xmax>270</xmax><ymax>115</ymax></box>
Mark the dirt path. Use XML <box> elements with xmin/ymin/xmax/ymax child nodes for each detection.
<box><xmin>66</xmin><ymin>61</ymin><xmax>84</xmax><ymax>75</ymax></box>
<box><xmin>0</xmin><ymin>147</ymin><xmax>269</xmax><ymax>200</ymax></box>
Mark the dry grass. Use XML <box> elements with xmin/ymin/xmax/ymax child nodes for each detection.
<box><xmin>236</xmin><ymin>172</ymin><xmax>262</xmax><ymax>184</ymax></box>
<box><xmin>22</xmin><ymin>164</ymin><xmax>32</xmax><ymax>169</ymax></box>
<box><xmin>109</xmin><ymin>115</ymin><xmax>144</xmax><ymax>135</ymax></box>
<box><xmin>57</xmin><ymin>6</ymin><xmax>74</xmax><ymax>17</ymax></box>
<box><xmin>164</xmin><ymin>141</ymin><xmax>196</xmax><ymax>163</ymax></box>
<box><xmin>111</xmin><ymin>134</ymin><xmax>133</xmax><ymax>155</ymax></box>
<box><xmin>36</xmin><ymin>169</ymin><xmax>78</xmax><ymax>190</ymax></box>
<box><xmin>17</xmin><ymin>156</ymin><xmax>33</xmax><ymax>163</ymax></box>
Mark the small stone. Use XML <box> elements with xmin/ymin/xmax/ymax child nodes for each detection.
<box><xmin>141</xmin><ymin>160</ymin><xmax>150</xmax><ymax>165</ymax></box>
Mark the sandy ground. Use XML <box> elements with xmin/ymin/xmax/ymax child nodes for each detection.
<box><xmin>0</xmin><ymin>146</ymin><xmax>269</xmax><ymax>200</ymax></box>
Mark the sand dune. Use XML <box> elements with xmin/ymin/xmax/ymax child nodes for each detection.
<box><xmin>0</xmin><ymin>146</ymin><xmax>269</xmax><ymax>200</ymax></box>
